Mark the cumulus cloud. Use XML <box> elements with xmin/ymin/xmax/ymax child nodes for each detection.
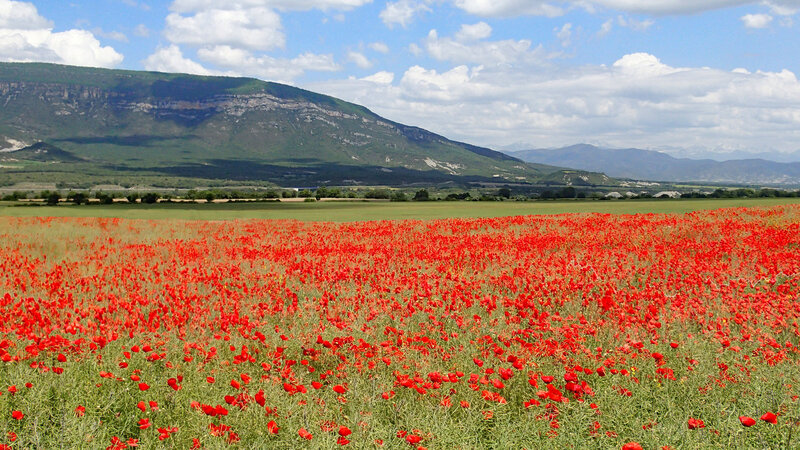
<box><xmin>597</xmin><ymin>19</ymin><xmax>614</xmax><ymax>36</ymax></box>
<box><xmin>555</xmin><ymin>23</ymin><xmax>572</xmax><ymax>47</ymax></box>
<box><xmin>422</xmin><ymin>25</ymin><xmax>551</xmax><ymax>66</ymax></box>
<box><xmin>445</xmin><ymin>0</ymin><xmax>800</xmax><ymax>17</ymax></box>
<box><xmin>170</xmin><ymin>0</ymin><xmax>372</xmax><ymax>12</ymax></box>
<box><xmin>347</xmin><ymin>50</ymin><xmax>372</xmax><ymax>68</ymax></box>
<box><xmin>308</xmin><ymin>52</ymin><xmax>800</xmax><ymax>153</ymax></box>
<box><xmin>368</xmin><ymin>41</ymin><xmax>390</xmax><ymax>53</ymax></box>
<box><xmin>741</xmin><ymin>13</ymin><xmax>773</xmax><ymax>27</ymax></box>
<box><xmin>165</xmin><ymin>7</ymin><xmax>285</xmax><ymax>51</ymax></box>
<box><xmin>0</xmin><ymin>0</ymin><xmax>123</xmax><ymax>67</ymax></box>
<box><xmin>380</xmin><ymin>0</ymin><xmax>431</xmax><ymax>28</ymax></box>
<box><xmin>454</xmin><ymin>22</ymin><xmax>493</xmax><ymax>41</ymax></box>
<box><xmin>361</xmin><ymin>71</ymin><xmax>394</xmax><ymax>84</ymax></box>
<box><xmin>192</xmin><ymin>45</ymin><xmax>339</xmax><ymax>83</ymax></box>
<box><xmin>451</xmin><ymin>0</ymin><xmax>564</xmax><ymax>17</ymax></box>
<box><xmin>616</xmin><ymin>15</ymin><xmax>654</xmax><ymax>31</ymax></box>
<box><xmin>93</xmin><ymin>28</ymin><xmax>129</xmax><ymax>43</ymax></box>
<box><xmin>143</xmin><ymin>45</ymin><xmax>214</xmax><ymax>75</ymax></box>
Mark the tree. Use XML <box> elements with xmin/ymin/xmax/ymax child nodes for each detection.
<box><xmin>141</xmin><ymin>192</ymin><xmax>161</xmax><ymax>204</ymax></box>
<box><xmin>391</xmin><ymin>191</ymin><xmax>408</xmax><ymax>202</ymax></box>
<box><xmin>67</xmin><ymin>192</ymin><xmax>88</xmax><ymax>205</ymax></box>
<box><xmin>46</xmin><ymin>191</ymin><xmax>61</xmax><ymax>206</ymax></box>
<box><xmin>126</xmin><ymin>192</ymin><xmax>140</xmax><ymax>203</ymax></box>
<box><xmin>558</xmin><ymin>187</ymin><xmax>576</xmax><ymax>199</ymax></box>
<box><xmin>497</xmin><ymin>188</ymin><xmax>511</xmax><ymax>199</ymax></box>
<box><xmin>413</xmin><ymin>189</ymin><xmax>430</xmax><ymax>201</ymax></box>
<box><xmin>95</xmin><ymin>191</ymin><xmax>114</xmax><ymax>204</ymax></box>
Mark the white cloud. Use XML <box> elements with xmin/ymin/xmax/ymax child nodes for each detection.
<box><xmin>308</xmin><ymin>52</ymin><xmax>800</xmax><ymax>153</ymax></box>
<box><xmin>766</xmin><ymin>1</ymin><xmax>800</xmax><ymax>15</ymax></box>
<box><xmin>143</xmin><ymin>45</ymin><xmax>214</xmax><ymax>75</ymax></box>
<box><xmin>192</xmin><ymin>45</ymin><xmax>339</xmax><ymax>83</ymax></box>
<box><xmin>597</xmin><ymin>19</ymin><xmax>613</xmax><ymax>36</ymax></box>
<box><xmin>590</xmin><ymin>0</ymin><xmax>751</xmax><ymax>15</ymax></box>
<box><xmin>741</xmin><ymin>13</ymin><xmax>773</xmax><ymax>28</ymax></box>
<box><xmin>368</xmin><ymin>41</ymin><xmax>390</xmax><ymax>53</ymax></box>
<box><xmin>423</xmin><ymin>27</ymin><xmax>551</xmax><ymax>66</ymax></box>
<box><xmin>0</xmin><ymin>0</ymin><xmax>51</xmax><ymax>29</ymax></box>
<box><xmin>0</xmin><ymin>0</ymin><xmax>123</xmax><ymax>67</ymax></box>
<box><xmin>555</xmin><ymin>23</ymin><xmax>572</xmax><ymax>46</ymax></box>
<box><xmin>380</xmin><ymin>0</ymin><xmax>431</xmax><ymax>28</ymax></box>
<box><xmin>165</xmin><ymin>7</ymin><xmax>285</xmax><ymax>51</ymax></box>
<box><xmin>445</xmin><ymin>0</ymin><xmax>800</xmax><ymax>17</ymax></box>
<box><xmin>454</xmin><ymin>22</ymin><xmax>493</xmax><ymax>41</ymax></box>
<box><xmin>170</xmin><ymin>0</ymin><xmax>372</xmax><ymax>12</ymax></box>
<box><xmin>451</xmin><ymin>0</ymin><xmax>564</xmax><ymax>17</ymax></box>
<box><xmin>93</xmin><ymin>28</ymin><xmax>129</xmax><ymax>43</ymax></box>
<box><xmin>361</xmin><ymin>71</ymin><xmax>394</xmax><ymax>84</ymax></box>
<box><xmin>121</xmin><ymin>0</ymin><xmax>151</xmax><ymax>11</ymax></box>
<box><xmin>617</xmin><ymin>15</ymin><xmax>654</xmax><ymax>31</ymax></box>
<box><xmin>347</xmin><ymin>50</ymin><xmax>372</xmax><ymax>68</ymax></box>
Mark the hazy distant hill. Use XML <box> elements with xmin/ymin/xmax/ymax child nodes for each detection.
<box><xmin>0</xmin><ymin>62</ymin><xmax>600</xmax><ymax>188</ymax></box>
<box><xmin>509</xmin><ymin>144</ymin><xmax>800</xmax><ymax>185</ymax></box>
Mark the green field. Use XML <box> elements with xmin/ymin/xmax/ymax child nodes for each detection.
<box><xmin>2</xmin><ymin>197</ymin><xmax>799</xmax><ymax>221</ymax></box>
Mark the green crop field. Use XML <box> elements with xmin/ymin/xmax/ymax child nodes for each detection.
<box><xmin>2</xmin><ymin>197</ymin><xmax>799</xmax><ymax>222</ymax></box>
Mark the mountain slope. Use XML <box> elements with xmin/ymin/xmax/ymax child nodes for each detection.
<box><xmin>0</xmin><ymin>62</ymin><xmax>573</xmax><ymax>187</ymax></box>
<box><xmin>510</xmin><ymin>144</ymin><xmax>800</xmax><ymax>185</ymax></box>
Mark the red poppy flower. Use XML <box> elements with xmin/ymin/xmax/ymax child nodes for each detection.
<box><xmin>687</xmin><ymin>418</ymin><xmax>705</xmax><ymax>429</ymax></box>
<box><xmin>761</xmin><ymin>412</ymin><xmax>777</xmax><ymax>424</ymax></box>
<box><xmin>735</xmin><ymin>415</ymin><xmax>755</xmax><ymax>427</ymax></box>
<box><xmin>11</xmin><ymin>410</ymin><xmax>23</xmax><ymax>420</ymax></box>
<box><xmin>298</xmin><ymin>428</ymin><xmax>313</xmax><ymax>440</ymax></box>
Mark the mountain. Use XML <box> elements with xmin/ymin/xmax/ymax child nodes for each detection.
<box><xmin>0</xmin><ymin>62</ymin><xmax>590</xmax><ymax>188</ymax></box>
<box><xmin>509</xmin><ymin>144</ymin><xmax>800</xmax><ymax>186</ymax></box>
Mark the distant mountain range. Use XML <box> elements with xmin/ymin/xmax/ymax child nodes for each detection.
<box><xmin>508</xmin><ymin>144</ymin><xmax>800</xmax><ymax>186</ymax></box>
<box><xmin>0</xmin><ymin>62</ymin><xmax>612</xmax><ymax>189</ymax></box>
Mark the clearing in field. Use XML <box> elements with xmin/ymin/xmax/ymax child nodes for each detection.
<box><xmin>0</xmin><ymin>204</ymin><xmax>798</xmax><ymax>448</ymax></box>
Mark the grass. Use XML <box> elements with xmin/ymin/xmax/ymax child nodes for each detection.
<box><xmin>1</xmin><ymin>197</ymin><xmax>799</xmax><ymax>222</ymax></box>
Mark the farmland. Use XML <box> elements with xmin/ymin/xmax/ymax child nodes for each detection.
<box><xmin>1</xmin><ymin>204</ymin><xmax>799</xmax><ymax>448</ymax></box>
<box><xmin>2</xmin><ymin>196</ymin><xmax>799</xmax><ymax>222</ymax></box>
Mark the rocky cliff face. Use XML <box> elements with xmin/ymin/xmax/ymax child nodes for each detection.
<box><xmin>0</xmin><ymin>62</ymin><xmax>555</xmax><ymax>186</ymax></box>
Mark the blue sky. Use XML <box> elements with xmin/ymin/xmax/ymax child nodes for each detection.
<box><xmin>2</xmin><ymin>0</ymin><xmax>800</xmax><ymax>158</ymax></box>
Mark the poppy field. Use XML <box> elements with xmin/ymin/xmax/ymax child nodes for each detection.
<box><xmin>1</xmin><ymin>205</ymin><xmax>799</xmax><ymax>449</ymax></box>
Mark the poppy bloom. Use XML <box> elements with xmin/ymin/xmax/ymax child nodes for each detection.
<box><xmin>298</xmin><ymin>428</ymin><xmax>313</xmax><ymax>440</ymax></box>
<box><xmin>687</xmin><ymin>418</ymin><xmax>705</xmax><ymax>429</ymax></box>
<box><xmin>622</xmin><ymin>443</ymin><xmax>643</xmax><ymax>450</ymax></box>
<box><xmin>11</xmin><ymin>410</ymin><xmax>23</xmax><ymax>420</ymax></box>
<box><xmin>339</xmin><ymin>426</ymin><xmax>352</xmax><ymax>437</ymax></box>
<box><xmin>739</xmin><ymin>416</ymin><xmax>756</xmax><ymax>427</ymax></box>
<box><xmin>267</xmin><ymin>420</ymin><xmax>279</xmax><ymax>435</ymax></box>
<box><xmin>761</xmin><ymin>412</ymin><xmax>777</xmax><ymax>424</ymax></box>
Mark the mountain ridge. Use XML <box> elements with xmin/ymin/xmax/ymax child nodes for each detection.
<box><xmin>508</xmin><ymin>144</ymin><xmax>800</xmax><ymax>186</ymax></box>
<box><xmin>0</xmin><ymin>62</ymin><xmax>595</xmax><ymax>188</ymax></box>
